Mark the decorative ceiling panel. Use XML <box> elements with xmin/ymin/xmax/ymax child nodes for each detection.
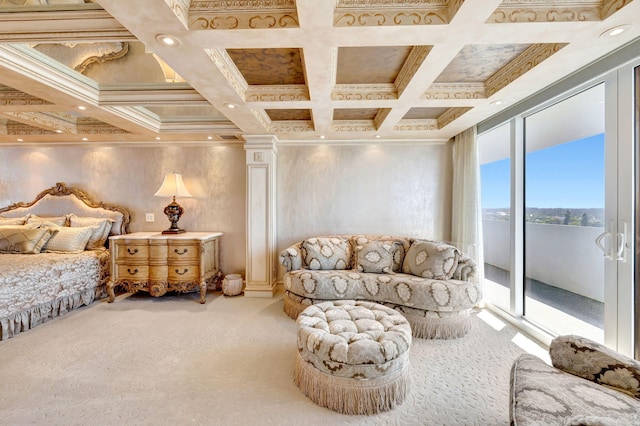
<box><xmin>189</xmin><ymin>0</ymin><xmax>299</xmax><ymax>30</ymax></box>
<box><xmin>265</xmin><ymin>108</ymin><xmax>311</xmax><ymax>120</ymax></box>
<box><xmin>0</xmin><ymin>0</ymin><xmax>637</xmax><ymax>143</ymax></box>
<box><xmin>226</xmin><ymin>48</ymin><xmax>305</xmax><ymax>85</ymax></box>
<box><xmin>334</xmin><ymin>0</ymin><xmax>456</xmax><ymax>26</ymax></box>
<box><xmin>435</xmin><ymin>44</ymin><xmax>531</xmax><ymax>83</ymax></box>
<box><xmin>403</xmin><ymin>107</ymin><xmax>449</xmax><ymax>120</ymax></box>
<box><xmin>336</xmin><ymin>46</ymin><xmax>413</xmax><ymax>84</ymax></box>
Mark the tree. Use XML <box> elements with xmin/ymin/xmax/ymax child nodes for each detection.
<box><xmin>581</xmin><ymin>213</ymin><xmax>589</xmax><ymax>226</ymax></box>
<box><xmin>563</xmin><ymin>210</ymin><xmax>571</xmax><ymax>225</ymax></box>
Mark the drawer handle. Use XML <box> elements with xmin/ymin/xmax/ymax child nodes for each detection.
<box><xmin>175</xmin><ymin>268</ymin><xmax>189</xmax><ymax>275</ymax></box>
<box><xmin>175</xmin><ymin>248</ymin><xmax>188</xmax><ymax>255</ymax></box>
<box><xmin>127</xmin><ymin>268</ymin><xmax>139</xmax><ymax>275</ymax></box>
<box><xmin>127</xmin><ymin>248</ymin><xmax>138</xmax><ymax>255</ymax></box>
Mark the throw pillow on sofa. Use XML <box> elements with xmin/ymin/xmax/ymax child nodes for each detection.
<box><xmin>402</xmin><ymin>239</ymin><xmax>460</xmax><ymax>280</ymax></box>
<box><xmin>355</xmin><ymin>240</ymin><xmax>399</xmax><ymax>273</ymax></box>
<box><xmin>302</xmin><ymin>237</ymin><xmax>352</xmax><ymax>270</ymax></box>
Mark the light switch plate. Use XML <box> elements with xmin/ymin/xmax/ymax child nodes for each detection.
<box><xmin>145</xmin><ymin>213</ymin><xmax>154</xmax><ymax>222</ymax></box>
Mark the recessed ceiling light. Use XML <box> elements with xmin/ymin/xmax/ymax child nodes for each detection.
<box><xmin>55</xmin><ymin>129</ymin><xmax>63</xmax><ymax>133</ymax></box>
<box><xmin>82</xmin><ymin>137</ymin><xmax>88</xmax><ymax>141</ymax></box>
<box><xmin>374</xmin><ymin>134</ymin><xmax>381</xmax><ymax>139</ymax></box>
<box><xmin>319</xmin><ymin>135</ymin><xmax>326</xmax><ymax>140</ymax></box>
<box><xmin>156</xmin><ymin>34</ymin><xmax>181</xmax><ymax>47</ymax></box>
<box><xmin>77</xmin><ymin>105</ymin><xmax>86</xmax><ymax>111</ymax></box>
<box><xmin>207</xmin><ymin>136</ymin><xmax>213</xmax><ymax>140</ymax></box>
<box><xmin>224</xmin><ymin>103</ymin><xmax>237</xmax><ymax>109</ymax></box>
<box><xmin>17</xmin><ymin>138</ymin><xmax>23</xmax><ymax>142</ymax></box>
<box><xmin>491</xmin><ymin>100</ymin><xmax>504</xmax><ymax>106</ymax></box>
<box><xmin>600</xmin><ymin>25</ymin><xmax>629</xmax><ymax>38</ymax></box>
<box><xmin>155</xmin><ymin>136</ymin><xmax>161</xmax><ymax>140</ymax></box>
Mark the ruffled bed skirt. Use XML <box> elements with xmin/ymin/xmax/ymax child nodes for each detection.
<box><xmin>0</xmin><ymin>286</ymin><xmax>107</xmax><ymax>341</ymax></box>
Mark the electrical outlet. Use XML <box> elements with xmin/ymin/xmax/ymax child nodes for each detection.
<box><xmin>145</xmin><ymin>213</ymin><xmax>155</xmax><ymax>222</ymax></box>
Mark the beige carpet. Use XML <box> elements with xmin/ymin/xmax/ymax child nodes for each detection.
<box><xmin>0</xmin><ymin>291</ymin><xmax>534</xmax><ymax>425</ymax></box>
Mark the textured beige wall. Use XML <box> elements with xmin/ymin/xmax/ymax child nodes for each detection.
<box><xmin>277</xmin><ymin>143</ymin><xmax>453</xmax><ymax>278</ymax></box>
<box><xmin>0</xmin><ymin>141</ymin><xmax>453</xmax><ymax>283</ymax></box>
<box><xmin>0</xmin><ymin>144</ymin><xmax>246</xmax><ymax>275</ymax></box>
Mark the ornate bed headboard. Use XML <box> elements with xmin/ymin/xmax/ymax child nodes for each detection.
<box><xmin>0</xmin><ymin>182</ymin><xmax>130</xmax><ymax>235</ymax></box>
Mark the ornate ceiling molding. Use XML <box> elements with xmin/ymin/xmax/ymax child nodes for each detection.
<box><xmin>332</xmin><ymin>84</ymin><xmax>398</xmax><ymax>101</ymax></box>
<box><xmin>0</xmin><ymin>9</ymin><xmax>134</xmax><ymax>43</ymax></box>
<box><xmin>75</xmin><ymin>42</ymin><xmax>128</xmax><ymax>73</ymax></box>
<box><xmin>395</xmin><ymin>45</ymin><xmax>432</xmax><ymax>96</ymax></box>
<box><xmin>77</xmin><ymin>118</ymin><xmax>128</xmax><ymax>135</ymax></box>
<box><xmin>330</xmin><ymin>120</ymin><xmax>377</xmax><ymax>132</ymax></box>
<box><xmin>2</xmin><ymin>111</ymin><xmax>76</xmax><ymax>133</ymax></box>
<box><xmin>189</xmin><ymin>0</ymin><xmax>299</xmax><ymax>30</ymax></box>
<box><xmin>0</xmin><ymin>88</ymin><xmax>51</xmax><ymax>106</ymax></box>
<box><xmin>245</xmin><ymin>85</ymin><xmax>310</xmax><ymax>102</ymax></box>
<box><xmin>485</xmin><ymin>42</ymin><xmax>566</xmax><ymax>97</ymax></box>
<box><xmin>206</xmin><ymin>48</ymin><xmax>249</xmax><ymax>99</ymax></box>
<box><xmin>422</xmin><ymin>82</ymin><xmax>486</xmax><ymax>99</ymax></box>
<box><xmin>393</xmin><ymin>118</ymin><xmax>439</xmax><ymax>131</ymax></box>
<box><xmin>437</xmin><ymin>106</ymin><xmax>471</xmax><ymax>128</ymax></box>
<box><xmin>269</xmin><ymin>120</ymin><xmax>314</xmax><ymax>133</ymax></box>
<box><xmin>334</xmin><ymin>9</ymin><xmax>448</xmax><ymax>26</ymax></box>
<box><xmin>164</xmin><ymin>0</ymin><xmax>191</xmax><ymax>28</ymax></box>
<box><xmin>602</xmin><ymin>0</ymin><xmax>633</xmax><ymax>18</ymax></box>
<box><xmin>374</xmin><ymin>107</ymin><xmax>391</xmax><ymax>129</ymax></box>
<box><xmin>486</xmin><ymin>0</ymin><xmax>630</xmax><ymax>23</ymax></box>
<box><xmin>98</xmin><ymin>88</ymin><xmax>210</xmax><ymax>106</ymax></box>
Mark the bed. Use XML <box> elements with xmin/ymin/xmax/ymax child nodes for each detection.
<box><xmin>0</xmin><ymin>182</ymin><xmax>130</xmax><ymax>340</ymax></box>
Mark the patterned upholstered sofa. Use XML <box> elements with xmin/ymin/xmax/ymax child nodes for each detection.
<box><xmin>510</xmin><ymin>335</ymin><xmax>640</xmax><ymax>425</ymax></box>
<box><xmin>279</xmin><ymin>235</ymin><xmax>481</xmax><ymax>339</ymax></box>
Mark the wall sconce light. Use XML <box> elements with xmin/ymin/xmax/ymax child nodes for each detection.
<box><xmin>154</xmin><ymin>172</ymin><xmax>192</xmax><ymax>234</ymax></box>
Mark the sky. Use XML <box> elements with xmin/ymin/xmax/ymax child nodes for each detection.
<box><xmin>481</xmin><ymin>133</ymin><xmax>605</xmax><ymax>209</ymax></box>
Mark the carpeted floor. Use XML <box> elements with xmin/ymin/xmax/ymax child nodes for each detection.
<box><xmin>0</xmin><ymin>291</ymin><xmax>537</xmax><ymax>425</ymax></box>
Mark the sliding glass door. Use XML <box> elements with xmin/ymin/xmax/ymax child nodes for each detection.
<box><xmin>523</xmin><ymin>84</ymin><xmax>605</xmax><ymax>342</ymax></box>
<box><xmin>480</xmin><ymin>62</ymin><xmax>636</xmax><ymax>357</ymax></box>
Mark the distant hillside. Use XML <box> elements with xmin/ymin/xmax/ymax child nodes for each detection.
<box><xmin>483</xmin><ymin>207</ymin><xmax>604</xmax><ymax>227</ymax></box>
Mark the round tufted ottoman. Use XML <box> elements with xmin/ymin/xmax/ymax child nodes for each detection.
<box><xmin>294</xmin><ymin>300</ymin><xmax>412</xmax><ymax>415</ymax></box>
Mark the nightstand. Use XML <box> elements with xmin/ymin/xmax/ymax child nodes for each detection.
<box><xmin>107</xmin><ymin>232</ymin><xmax>223</xmax><ymax>303</ymax></box>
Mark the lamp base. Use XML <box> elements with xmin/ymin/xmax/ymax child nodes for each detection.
<box><xmin>161</xmin><ymin>228</ymin><xmax>186</xmax><ymax>234</ymax></box>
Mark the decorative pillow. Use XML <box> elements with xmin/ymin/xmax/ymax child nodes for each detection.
<box><xmin>402</xmin><ymin>239</ymin><xmax>460</xmax><ymax>280</ymax></box>
<box><xmin>27</xmin><ymin>214</ymin><xmax>68</xmax><ymax>227</ymax></box>
<box><xmin>42</xmin><ymin>225</ymin><xmax>93</xmax><ymax>253</ymax></box>
<box><xmin>302</xmin><ymin>237</ymin><xmax>352</xmax><ymax>270</ymax></box>
<box><xmin>0</xmin><ymin>216</ymin><xmax>27</xmax><ymax>225</ymax></box>
<box><xmin>355</xmin><ymin>240</ymin><xmax>398</xmax><ymax>273</ymax></box>
<box><xmin>68</xmin><ymin>215</ymin><xmax>114</xmax><ymax>249</ymax></box>
<box><xmin>0</xmin><ymin>227</ymin><xmax>54</xmax><ymax>254</ymax></box>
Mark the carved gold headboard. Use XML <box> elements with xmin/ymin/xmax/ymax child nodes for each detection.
<box><xmin>0</xmin><ymin>182</ymin><xmax>130</xmax><ymax>235</ymax></box>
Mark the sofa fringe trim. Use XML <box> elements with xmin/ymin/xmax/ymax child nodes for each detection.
<box><xmin>284</xmin><ymin>292</ymin><xmax>472</xmax><ymax>339</ymax></box>
<box><xmin>402</xmin><ymin>312</ymin><xmax>472</xmax><ymax>339</ymax></box>
<box><xmin>293</xmin><ymin>351</ymin><xmax>409</xmax><ymax>415</ymax></box>
<box><xmin>0</xmin><ymin>285</ymin><xmax>106</xmax><ymax>341</ymax></box>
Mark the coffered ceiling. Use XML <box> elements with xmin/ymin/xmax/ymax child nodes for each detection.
<box><xmin>0</xmin><ymin>0</ymin><xmax>638</xmax><ymax>145</ymax></box>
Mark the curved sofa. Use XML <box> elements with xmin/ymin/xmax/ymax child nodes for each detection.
<box><xmin>280</xmin><ymin>235</ymin><xmax>481</xmax><ymax>339</ymax></box>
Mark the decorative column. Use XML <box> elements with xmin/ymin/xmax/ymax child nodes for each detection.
<box><xmin>243</xmin><ymin>135</ymin><xmax>278</xmax><ymax>298</ymax></box>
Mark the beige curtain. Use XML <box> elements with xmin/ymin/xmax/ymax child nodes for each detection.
<box><xmin>451</xmin><ymin>126</ymin><xmax>484</xmax><ymax>281</ymax></box>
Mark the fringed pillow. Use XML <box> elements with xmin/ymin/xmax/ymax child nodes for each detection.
<box><xmin>402</xmin><ymin>239</ymin><xmax>460</xmax><ymax>280</ymax></box>
<box><xmin>302</xmin><ymin>237</ymin><xmax>352</xmax><ymax>270</ymax></box>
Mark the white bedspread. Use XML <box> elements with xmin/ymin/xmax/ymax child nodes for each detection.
<box><xmin>0</xmin><ymin>250</ymin><xmax>110</xmax><ymax>339</ymax></box>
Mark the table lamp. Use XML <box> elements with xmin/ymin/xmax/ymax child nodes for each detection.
<box><xmin>154</xmin><ymin>172</ymin><xmax>192</xmax><ymax>234</ymax></box>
